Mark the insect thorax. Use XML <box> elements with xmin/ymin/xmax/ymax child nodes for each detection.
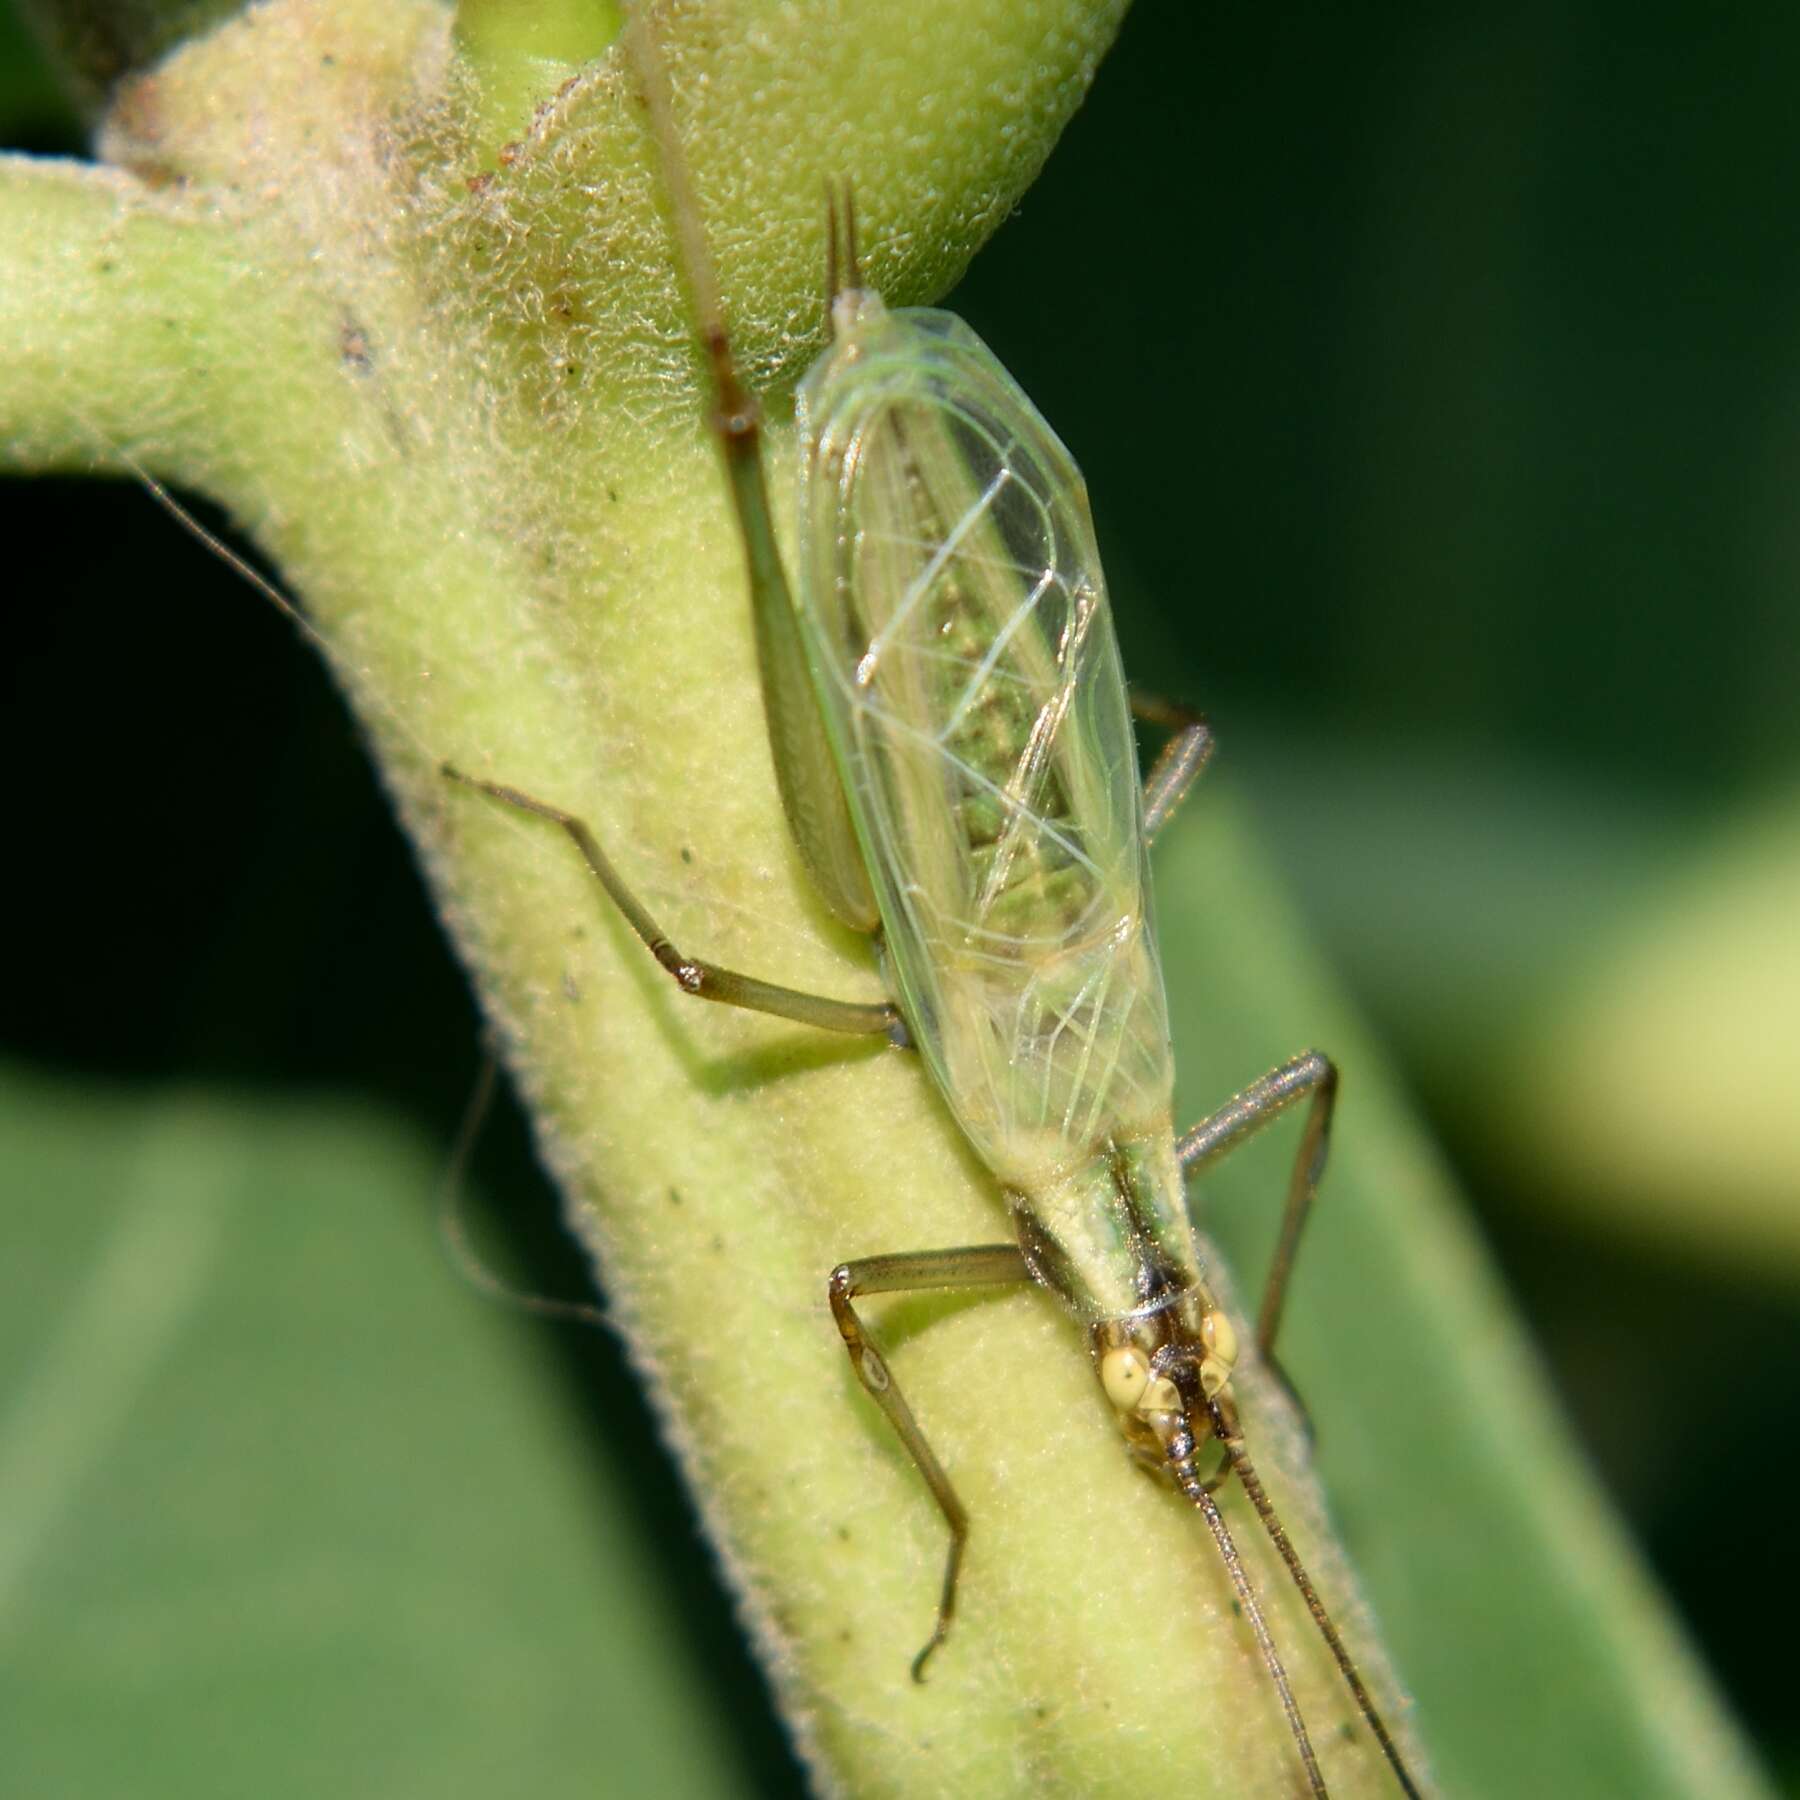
<box><xmin>1011</xmin><ymin>1125</ymin><xmax>1202</xmax><ymax>1325</ymax></box>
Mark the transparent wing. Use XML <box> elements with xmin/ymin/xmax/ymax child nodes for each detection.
<box><xmin>795</xmin><ymin>305</ymin><xmax>1175</xmax><ymax>1185</ymax></box>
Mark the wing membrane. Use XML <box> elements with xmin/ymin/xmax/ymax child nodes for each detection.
<box><xmin>796</xmin><ymin>306</ymin><xmax>1175</xmax><ymax>1185</ymax></box>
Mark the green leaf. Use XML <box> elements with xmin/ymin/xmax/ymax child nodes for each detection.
<box><xmin>1500</xmin><ymin>786</ymin><xmax>1800</xmax><ymax>1277</ymax></box>
<box><xmin>0</xmin><ymin>1061</ymin><xmax>749</xmax><ymax>1800</ymax></box>
<box><xmin>1242</xmin><ymin>737</ymin><xmax>1800</xmax><ymax>1282</ymax></box>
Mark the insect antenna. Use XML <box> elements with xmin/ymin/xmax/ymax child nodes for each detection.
<box><xmin>1174</xmin><ymin>1454</ymin><xmax>1327</xmax><ymax>1797</ymax></box>
<box><xmin>1210</xmin><ymin>1405</ymin><xmax>1425</xmax><ymax>1799</ymax></box>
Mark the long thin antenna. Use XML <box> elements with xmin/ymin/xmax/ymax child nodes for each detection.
<box><xmin>1173</xmin><ymin>1455</ymin><xmax>1327</xmax><ymax>1797</ymax></box>
<box><xmin>1213</xmin><ymin>1406</ymin><xmax>1424</xmax><ymax>1800</ymax></box>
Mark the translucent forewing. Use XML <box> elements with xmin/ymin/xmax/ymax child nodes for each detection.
<box><xmin>795</xmin><ymin>305</ymin><xmax>1177</xmax><ymax>1197</ymax></box>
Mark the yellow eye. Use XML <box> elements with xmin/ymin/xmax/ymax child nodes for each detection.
<box><xmin>1101</xmin><ymin>1346</ymin><xmax>1151</xmax><ymax>1411</ymax></box>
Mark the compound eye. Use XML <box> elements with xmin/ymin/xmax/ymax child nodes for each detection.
<box><xmin>1100</xmin><ymin>1345</ymin><xmax>1151</xmax><ymax>1412</ymax></box>
<box><xmin>1200</xmin><ymin>1307</ymin><xmax>1239</xmax><ymax>1370</ymax></box>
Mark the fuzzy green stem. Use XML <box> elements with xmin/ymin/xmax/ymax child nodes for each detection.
<box><xmin>451</xmin><ymin>0</ymin><xmax>620</xmax><ymax>163</ymax></box>
<box><xmin>0</xmin><ymin>159</ymin><xmax>244</xmax><ymax>469</ymax></box>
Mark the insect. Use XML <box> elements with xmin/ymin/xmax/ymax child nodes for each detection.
<box><xmin>443</xmin><ymin>12</ymin><xmax>1425</xmax><ymax>1797</ymax></box>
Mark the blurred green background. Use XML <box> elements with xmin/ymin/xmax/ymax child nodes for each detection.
<box><xmin>3</xmin><ymin>2</ymin><xmax>1797</xmax><ymax>1794</ymax></box>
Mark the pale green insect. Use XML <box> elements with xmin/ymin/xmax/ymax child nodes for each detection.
<box><xmin>792</xmin><ymin>262</ymin><xmax>1419</xmax><ymax>1800</ymax></box>
<box><xmin>445</xmin><ymin>14</ymin><xmax>1425</xmax><ymax>1799</ymax></box>
<box><xmin>794</xmin><ymin>291</ymin><xmax>1186</xmax><ymax>1296</ymax></box>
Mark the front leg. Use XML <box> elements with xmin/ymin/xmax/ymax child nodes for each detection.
<box><xmin>828</xmin><ymin>1243</ymin><xmax>1030</xmax><ymax>1680</ymax></box>
<box><xmin>1175</xmin><ymin>1050</ymin><xmax>1338</xmax><ymax>1392</ymax></box>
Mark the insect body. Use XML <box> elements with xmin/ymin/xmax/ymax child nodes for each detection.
<box><xmin>797</xmin><ymin>265</ymin><xmax>1417</xmax><ymax>1799</ymax></box>
<box><xmin>796</xmin><ymin>289</ymin><xmax>1191</xmax><ymax>1322</ymax></box>
<box><xmin>445</xmin><ymin>14</ymin><xmax>1424</xmax><ymax>1797</ymax></box>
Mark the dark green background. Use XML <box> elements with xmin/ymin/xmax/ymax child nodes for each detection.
<box><xmin>4</xmin><ymin>3</ymin><xmax>1796</xmax><ymax>1794</ymax></box>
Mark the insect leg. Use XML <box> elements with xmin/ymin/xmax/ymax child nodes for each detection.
<box><xmin>1174</xmin><ymin>1050</ymin><xmax>1338</xmax><ymax>1388</ymax></box>
<box><xmin>443</xmin><ymin>766</ymin><xmax>901</xmax><ymax>1039</ymax></box>
<box><xmin>828</xmin><ymin>1244</ymin><xmax>1031</xmax><ymax>1680</ymax></box>
<box><xmin>1129</xmin><ymin>691</ymin><xmax>1214</xmax><ymax>845</ymax></box>
<box><xmin>627</xmin><ymin>11</ymin><xmax>877</xmax><ymax>936</ymax></box>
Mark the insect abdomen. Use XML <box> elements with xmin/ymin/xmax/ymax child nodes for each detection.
<box><xmin>923</xmin><ymin>535</ymin><xmax>1098</xmax><ymax>947</ymax></box>
<box><xmin>796</xmin><ymin>300</ymin><xmax>1175</xmax><ymax>1175</ymax></box>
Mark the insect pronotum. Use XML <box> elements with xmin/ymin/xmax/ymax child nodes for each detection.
<box><xmin>442</xmin><ymin>12</ymin><xmax>1426</xmax><ymax>1797</ymax></box>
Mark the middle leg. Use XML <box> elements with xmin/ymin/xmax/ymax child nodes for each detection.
<box><xmin>1130</xmin><ymin>691</ymin><xmax>1214</xmax><ymax>844</ymax></box>
<box><xmin>444</xmin><ymin>766</ymin><xmax>902</xmax><ymax>1039</ymax></box>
